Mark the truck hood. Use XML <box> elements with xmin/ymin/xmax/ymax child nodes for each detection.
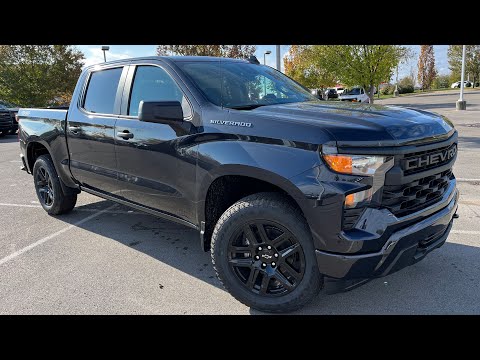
<box><xmin>250</xmin><ymin>101</ymin><xmax>455</xmax><ymax>146</ymax></box>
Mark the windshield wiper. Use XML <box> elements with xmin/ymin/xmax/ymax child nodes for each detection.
<box><xmin>228</xmin><ymin>104</ymin><xmax>268</xmax><ymax>110</ymax></box>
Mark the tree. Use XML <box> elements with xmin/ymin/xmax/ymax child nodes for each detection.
<box><xmin>448</xmin><ymin>45</ymin><xmax>480</xmax><ymax>87</ymax></box>
<box><xmin>0</xmin><ymin>45</ymin><xmax>84</xmax><ymax>107</ymax></box>
<box><xmin>284</xmin><ymin>45</ymin><xmax>336</xmax><ymax>90</ymax></box>
<box><xmin>306</xmin><ymin>45</ymin><xmax>409</xmax><ymax>103</ymax></box>
<box><xmin>417</xmin><ymin>45</ymin><xmax>437</xmax><ymax>90</ymax></box>
<box><xmin>156</xmin><ymin>45</ymin><xmax>256</xmax><ymax>59</ymax></box>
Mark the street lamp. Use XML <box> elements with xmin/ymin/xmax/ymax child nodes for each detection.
<box><xmin>101</xmin><ymin>46</ymin><xmax>110</xmax><ymax>62</ymax></box>
<box><xmin>263</xmin><ymin>51</ymin><xmax>271</xmax><ymax>96</ymax></box>
<box><xmin>276</xmin><ymin>45</ymin><xmax>281</xmax><ymax>71</ymax></box>
<box><xmin>263</xmin><ymin>50</ymin><xmax>271</xmax><ymax>65</ymax></box>
<box><xmin>393</xmin><ymin>65</ymin><xmax>399</xmax><ymax>97</ymax></box>
<box><xmin>456</xmin><ymin>45</ymin><xmax>467</xmax><ymax>110</ymax></box>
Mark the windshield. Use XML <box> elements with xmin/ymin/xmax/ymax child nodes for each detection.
<box><xmin>178</xmin><ymin>61</ymin><xmax>316</xmax><ymax>109</ymax></box>
<box><xmin>345</xmin><ymin>88</ymin><xmax>361</xmax><ymax>95</ymax></box>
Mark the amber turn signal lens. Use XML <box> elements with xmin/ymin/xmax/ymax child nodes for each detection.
<box><xmin>345</xmin><ymin>194</ymin><xmax>355</xmax><ymax>207</ymax></box>
<box><xmin>322</xmin><ymin>154</ymin><xmax>352</xmax><ymax>174</ymax></box>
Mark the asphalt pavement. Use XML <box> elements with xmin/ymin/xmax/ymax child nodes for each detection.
<box><xmin>0</xmin><ymin>89</ymin><xmax>479</xmax><ymax>314</ymax></box>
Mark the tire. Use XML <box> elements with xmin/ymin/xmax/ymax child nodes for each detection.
<box><xmin>211</xmin><ymin>192</ymin><xmax>323</xmax><ymax>313</ymax></box>
<box><xmin>33</xmin><ymin>155</ymin><xmax>77</xmax><ymax>215</ymax></box>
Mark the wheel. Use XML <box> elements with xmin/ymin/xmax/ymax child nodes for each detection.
<box><xmin>7</xmin><ymin>129</ymin><xmax>17</xmax><ymax>135</ymax></box>
<box><xmin>33</xmin><ymin>155</ymin><xmax>77</xmax><ymax>215</ymax></box>
<box><xmin>211</xmin><ymin>192</ymin><xmax>323</xmax><ymax>313</ymax></box>
<box><xmin>0</xmin><ymin>131</ymin><xmax>5</xmax><ymax>137</ymax></box>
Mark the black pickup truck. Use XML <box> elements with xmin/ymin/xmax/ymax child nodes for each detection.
<box><xmin>0</xmin><ymin>102</ymin><xmax>19</xmax><ymax>136</ymax></box>
<box><xmin>18</xmin><ymin>56</ymin><xmax>459</xmax><ymax>312</ymax></box>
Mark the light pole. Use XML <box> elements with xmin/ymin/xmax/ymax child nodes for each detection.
<box><xmin>263</xmin><ymin>50</ymin><xmax>271</xmax><ymax>96</ymax></box>
<box><xmin>393</xmin><ymin>65</ymin><xmax>399</xmax><ymax>97</ymax></box>
<box><xmin>263</xmin><ymin>50</ymin><xmax>271</xmax><ymax>65</ymax></box>
<box><xmin>457</xmin><ymin>45</ymin><xmax>467</xmax><ymax>110</ymax></box>
<box><xmin>276</xmin><ymin>45</ymin><xmax>281</xmax><ymax>71</ymax></box>
<box><xmin>101</xmin><ymin>46</ymin><xmax>110</xmax><ymax>62</ymax></box>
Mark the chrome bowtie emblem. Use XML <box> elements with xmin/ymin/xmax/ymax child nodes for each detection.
<box><xmin>262</xmin><ymin>254</ymin><xmax>272</xmax><ymax>259</ymax></box>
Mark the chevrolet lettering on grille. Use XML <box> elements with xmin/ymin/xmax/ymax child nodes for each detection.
<box><xmin>403</xmin><ymin>145</ymin><xmax>457</xmax><ymax>171</ymax></box>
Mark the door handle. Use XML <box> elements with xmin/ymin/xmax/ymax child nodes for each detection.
<box><xmin>69</xmin><ymin>126</ymin><xmax>80</xmax><ymax>134</ymax></box>
<box><xmin>117</xmin><ymin>130</ymin><xmax>134</xmax><ymax>139</ymax></box>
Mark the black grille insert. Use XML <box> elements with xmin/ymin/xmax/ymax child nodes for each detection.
<box><xmin>402</xmin><ymin>143</ymin><xmax>456</xmax><ymax>175</ymax></box>
<box><xmin>382</xmin><ymin>169</ymin><xmax>453</xmax><ymax>217</ymax></box>
<box><xmin>343</xmin><ymin>207</ymin><xmax>365</xmax><ymax>230</ymax></box>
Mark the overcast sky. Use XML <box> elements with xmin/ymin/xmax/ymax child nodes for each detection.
<box><xmin>77</xmin><ymin>45</ymin><xmax>451</xmax><ymax>82</ymax></box>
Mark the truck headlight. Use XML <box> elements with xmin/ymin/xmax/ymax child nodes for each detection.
<box><xmin>321</xmin><ymin>147</ymin><xmax>386</xmax><ymax>176</ymax></box>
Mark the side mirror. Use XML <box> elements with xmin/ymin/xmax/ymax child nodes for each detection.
<box><xmin>138</xmin><ymin>101</ymin><xmax>183</xmax><ymax>123</ymax></box>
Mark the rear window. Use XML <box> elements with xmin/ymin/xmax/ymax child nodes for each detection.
<box><xmin>83</xmin><ymin>67</ymin><xmax>123</xmax><ymax>114</ymax></box>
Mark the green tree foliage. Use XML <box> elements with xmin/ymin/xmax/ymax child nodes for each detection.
<box><xmin>432</xmin><ymin>74</ymin><xmax>450</xmax><ymax>89</ymax></box>
<box><xmin>284</xmin><ymin>45</ymin><xmax>336</xmax><ymax>90</ymax></box>
<box><xmin>0</xmin><ymin>45</ymin><xmax>84</xmax><ymax>107</ymax></box>
<box><xmin>398</xmin><ymin>76</ymin><xmax>415</xmax><ymax>94</ymax></box>
<box><xmin>293</xmin><ymin>45</ymin><xmax>408</xmax><ymax>103</ymax></box>
<box><xmin>156</xmin><ymin>45</ymin><xmax>256</xmax><ymax>58</ymax></box>
<box><xmin>448</xmin><ymin>45</ymin><xmax>480</xmax><ymax>88</ymax></box>
<box><xmin>417</xmin><ymin>45</ymin><xmax>437</xmax><ymax>90</ymax></box>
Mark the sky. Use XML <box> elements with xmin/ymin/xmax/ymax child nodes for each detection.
<box><xmin>77</xmin><ymin>45</ymin><xmax>451</xmax><ymax>82</ymax></box>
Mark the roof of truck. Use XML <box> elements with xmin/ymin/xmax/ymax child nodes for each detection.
<box><xmin>86</xmin><ymin>56</ymin><xmax>250</xmax><ymax>69</ymax></box>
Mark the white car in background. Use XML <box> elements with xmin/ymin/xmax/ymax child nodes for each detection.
<box><xmin>451</xmin><ymin>81</ymin><xmax>472</xmax><ymax>88</ymax></box>
<box><xmin>339</xmin><ymin>87</ymin><xmax>370</xmax><ymax>103</ymax></box>
<box><xmin>335</xmin><ymin>86</ymin><xmax>345</xmax><ymax>95</ymax></box>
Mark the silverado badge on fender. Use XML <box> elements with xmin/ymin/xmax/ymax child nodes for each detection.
<box><xmin>403</xmin><ymin>144</ymin><xmax>457</xmax><ymax>171</ymax></box>
<box><xmin>210</xmin><ymin>120</ymin><xmax>252</xmax><ymax>127</ymax></box>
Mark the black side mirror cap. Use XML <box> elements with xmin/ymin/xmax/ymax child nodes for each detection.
<box><xmin>138</xmin><ymin>101</ymin><xmax>183</xmax><ymax>123</ymax></box>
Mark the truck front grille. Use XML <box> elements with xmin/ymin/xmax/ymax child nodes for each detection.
<box><xmin>382</xmin><ymin>169</ymin><xmax>453</xmax><ymax>217</ymax></box>
<box><xmin>0</xmin><ymin>112</ymin><xmax>13</xmax><ymax>129</ymax></box>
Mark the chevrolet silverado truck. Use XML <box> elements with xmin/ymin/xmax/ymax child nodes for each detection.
<box><xmin>17</xmin><ymin>56</ymin><xmax>459</xmax><ymax>312</ymax></box>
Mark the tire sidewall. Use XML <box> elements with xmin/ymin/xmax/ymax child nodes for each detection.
<box><xmin>33</xmin><ymin>155</ymin><xmax>65</xmax><ymax>214</ymax></box>
<box><xmin>212</xmin><ymin>199</ymin><xmax>321</xmax><ymax>310</ymax></box>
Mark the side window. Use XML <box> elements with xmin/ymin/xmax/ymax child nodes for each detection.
<box><xmin>128</xmin><ymin>66</ymin><xmax>191</xmax><ymax>117</ymax></box>
<box><xmin>83</xmin><ymin>67</ymin><xmax>123</xmax><ymax>114</ymax></box>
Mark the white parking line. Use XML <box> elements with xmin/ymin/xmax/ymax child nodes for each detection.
<box><xmin>0</xmin><ymin>203</ymin><xmax>41</xmax><ymax>208</ymax></box>
<box><xmin>451</xmin><ymin>230</ymin><xmax>480</xmax><ymax>235</ymax></box>
<box><xmin>457</xmin><ymin>178</ymin><xmax>480</xmax><ymax>183</ymax></box>
<box><xmin>0</xmin><ymin>204</ymin><xmax>117</xmax><ymax>267</ymax></box>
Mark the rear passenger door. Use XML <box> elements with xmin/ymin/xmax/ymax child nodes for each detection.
<box><xmin>67</xmin><ymin>66</ymin><xmax>127</xmax><ymax>193</ymax></box>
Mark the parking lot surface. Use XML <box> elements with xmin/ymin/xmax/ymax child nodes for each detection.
<box><xmin>1</xmin><ymin>90</ymin><xmax>479</xmax><ymax>314</ymax></box>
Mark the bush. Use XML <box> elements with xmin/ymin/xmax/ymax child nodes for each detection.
<box><xmin>397</xmin><ymin>76</ymin><xmax>415</xmax><ymax>94</ymax></box>
<box><xmin>380</xmin><ymin>84</ymin><xmax>395</xmax><ymax>95</ymax></box>
<box><xmin>433</xmin><ymin>75</ymin><xmax>450</xmax><ymax>89</ymax></box>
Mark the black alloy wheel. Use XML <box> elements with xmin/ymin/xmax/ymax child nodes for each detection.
<box><xmin>35</xmin><ymin>165</ymin><xmax>54</xmax><ymax>207</ymax></box>
<box><xmin>228</xmin><ymin>220</ymin><xmax>305</xmax><ymax>296</ymax></box>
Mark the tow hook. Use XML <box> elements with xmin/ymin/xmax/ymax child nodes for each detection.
<box><xmin>453</xmin><ymin>213</ymin><xmax>459</xmax><ymax>219</ymax></box>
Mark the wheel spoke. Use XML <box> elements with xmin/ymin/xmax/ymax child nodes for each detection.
<box><xmin>273</xmin><ymin>270</ymin><xmax>294</xmax><ymax>290</ymax></box>
<box><xmin>279</xmin><ymin>243</ymin><xmax>300</xmax><ymax>259</ymax></box>
<box><xmin>229</xmin><ymin>258</ymin><xmax>253</xmax><ymax>267</ymax></box>
<box><xmin>255</xmin><ymin>222</ymin><xmax>269</xmax><ymax>243</ymax></box>
<box><xmin>279</xmin><ymin>262</ymin><xmax>302</xmax><ymax>281</ymax></box>
<box><xmin>271</xmin><ymin>232</ymin><xmax>290</xmax><ymax>247</ymax></box>
<box><xmin>243</xmin><ymin>224</ymin><xmax>260</xmax><ymax>246</ymax></box>
<box><xmin>246</xmin><ymin>268</ymin><xmax>261</xmax><ymax>289</ymax></box>
<box><xmin>229</xmin><ymin>245</ymin><xmax>251</xmax><ymax>254</ymax></box>
<box><xmin>259</xmin><ymin>274</ymin><xmax>270</xmax><ymax>295</ymax></box>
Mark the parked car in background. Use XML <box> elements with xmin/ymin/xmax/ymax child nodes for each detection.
<box><xmin>339</xmin><ymin>87</ymin><xmax>370</xmax><ymax>103</ymax></box>
<box><xmin>0</xmin><ymin>102</ymin><xmax>19</xmax><ymax>137</ymax></box>
<box><xmin>324</xmin><ymin>88</ymin><xmax>338</xmax><ymax>100</ymax></box>
<box><xmin>451</xmin><ymin>81</ymin><xmax>472</xmax><ymax>88</ymax></box>
<box><xmin>335</xmin><ymin>86</ymin><xmax>345</xmax><ymax>95</ymax></box>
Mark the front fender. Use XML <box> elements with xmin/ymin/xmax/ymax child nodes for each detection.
<box><xmin>195</xmin><ymin>139</ymin><xmax>322</xmax><ymax>224</ymax></box>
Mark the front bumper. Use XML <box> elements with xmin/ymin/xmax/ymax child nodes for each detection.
<box><xmin>315</xmin><ymin>186</ymin><xmax>458</xmax><ymax>280</ymax></box>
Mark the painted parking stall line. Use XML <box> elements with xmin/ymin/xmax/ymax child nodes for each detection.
<box><xmin>0</xmin><ymin>204</ymin><xmax>117</xmax><ymax>267</ymax></box>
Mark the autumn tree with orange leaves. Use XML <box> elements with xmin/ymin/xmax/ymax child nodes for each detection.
<box><xmin>418</xmin><ymin>45</ymin><xmax>437</xmax><ymax>90</ymax></box>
